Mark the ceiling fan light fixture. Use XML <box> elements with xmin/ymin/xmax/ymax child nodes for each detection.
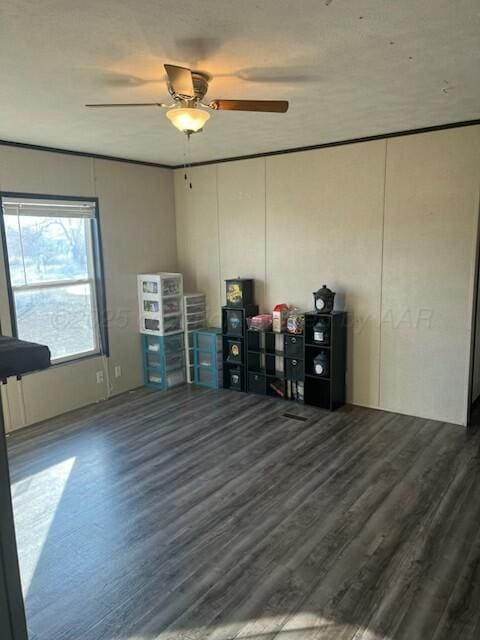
<box><xmin>166</xmin><ymin>106</ymin><xmax>210</xmax><ymax>134</ymax></box>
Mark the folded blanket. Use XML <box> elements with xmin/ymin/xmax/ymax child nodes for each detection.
<box><xmin>0</xmin><ymin>336</ymin><xmax>51</xmax><ymax>379</ymax></box>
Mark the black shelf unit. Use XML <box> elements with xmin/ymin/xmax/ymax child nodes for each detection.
<box><xmin>222</xmin><ymin>305</ymin><xmax>258</xmax><ymax>391</ymax></box>
<box><xmin>221</xmin><ymin>294</ymin><xmax>346</xmax><ymax>411</ymax></box>
<box><xmin>243</xmin><ymin>312</ymin><xmax>346</xmax><ymax>411</ymax></box>
<box><xmin>304</xmin><ymin>311</ymin><xmax>347</xmax><ymax>410</ymax></box>
<box><xmin>246</xmin><ymin>330</ymin><xmax>304</xmax><ymax>402</ymax></box>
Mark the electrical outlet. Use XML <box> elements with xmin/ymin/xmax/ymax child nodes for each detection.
<box><xmin>114</xmin><ymin>366</ymin><xmax>122</xmax><ymax>378</ymax></box>
<box><xmin>96</xmin><ymin>371</ymin><xmax>104</xmax><ymax>384</ymax></box>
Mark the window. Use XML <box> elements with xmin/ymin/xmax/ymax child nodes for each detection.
<box><xmin>1</xmin><ymin>194</ymin><xmax>108</xmax><ymax>364</ymax></box>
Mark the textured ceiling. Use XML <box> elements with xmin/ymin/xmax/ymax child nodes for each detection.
<box><xmin>1</xmin><ymin>0</ymin><xmax>479</xmax><ymax>166</ymax></box>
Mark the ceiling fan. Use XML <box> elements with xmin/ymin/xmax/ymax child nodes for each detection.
<box><xmin>86</xmin><ymin>64</ymin><xmax>289</xmax><ymax>135</ymax></box>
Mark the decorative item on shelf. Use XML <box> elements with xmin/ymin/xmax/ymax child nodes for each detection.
<box><xmin>225</xmin><ymin>278</ymin><xmax>254</xmax><ymax>308</ymax></box>
<box><xmin>286</xmin><ymin>309</ymin><xmax>304</xmax><ymax>334</ymax></box>
<box><xmin>313</xmin><ymin>317</ymin><xmax>330</xmax><ymax>344</ymax></box>
<box><xmin>313</xmin><ymin>285</ymin><xmax>336</xmax><ymax>313</ymax></box>
<box><xmin>227</xmin><ymin>340</ymin><xmax>242</xmax><ymax>363</ymax></box>
<box><xmin>229</xmin><ymin>367</ymin><xmax>242</xmax><ymax>390</ymax></box>
<box><xmin>249</xmin><ymin>314</ymin><xmax>273</xmax><ymax>331</ymax></box>
<box><xmin>313</xmin><ymin>350</ymin><xmax>329</xmax><ymax>377</ymax></box>
<box><xmin>224</xmin><ymin>308</ymin><xmax>244</xmax><ymax>336</ymax></box>
<box><xmin>270</xmin><ymin>380</ymin><xmax>285</xmax><ymax>398</ymax></box>
<box><xmin>272</xmin><ymin>304</ymin><xmax>289</xmax><ymax>332</ymax></box>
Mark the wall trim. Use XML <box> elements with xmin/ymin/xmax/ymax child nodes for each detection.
<box><xmin>0</xmin><ymin>139</ymin><xmax>172</xmax><ymax>170</ymax></box>
<box><xmin>173</xmin><ymin>118</ymin><xmax>480</xmax><ymax>168</ymax></box>
<box><xmin>1</xmin><ymin>118</ymin><xmax>479</xmax><ymax>170</ymax></box>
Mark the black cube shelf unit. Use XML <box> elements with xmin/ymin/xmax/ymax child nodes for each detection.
<box><xmin>304</xmin><ymin>311</ymin><xmax>347</xmax><ymax>411</ymax></box>
<box><xmin>246</xmin><ymin>331</ymin><xmax>305</xmax><ymax>402</ymax></box>
<box><xmin>220</xmin><ymin>275</ymin><xmax>346</xmax><ymax>410</ymax></box>
<box><xmin>222</xmin><ymin>305</ymin><xmax>259</xmax><ymax>391</ymax></box>
<box><xmin>243</xmin><ymin>311</ymin><xmax>346</xmax><ymax>411</ymax></box>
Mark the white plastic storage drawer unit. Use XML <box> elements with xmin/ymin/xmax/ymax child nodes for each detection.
<box><xmin>184</xmin><ymin>292</ymin><xmax>207</xmax><ymax>383</ymax></box>
<box><xmin>138</xmin><ymin>273</ymin><xmax>184</xmax><ymax>336</ymax></box>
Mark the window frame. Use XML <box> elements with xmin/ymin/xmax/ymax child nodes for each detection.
<box><xmin>0</xmin><ymin>192</ymin><xmax>109</xmax><ymax>366</ymax></box>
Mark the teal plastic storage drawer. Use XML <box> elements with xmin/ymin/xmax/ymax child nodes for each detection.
<box><xmin>192</xmin><ymin>328</ymin><xmax>222</xmax><ymax>389</ymax></box>
<box><xmin>194</xmin><ymin>366</ymin><xmax>222</xmax><ymax>389</ymax></box>
<box><xmin>142</xmin><ymin>334</ymin><xmax>185</xmax><ymax>391</ymax></box>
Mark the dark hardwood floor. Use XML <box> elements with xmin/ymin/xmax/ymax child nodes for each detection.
<box><xmin>7</xmin><ymin>386</ymin><xmax>480</xmax><ymax>640</ymax></box>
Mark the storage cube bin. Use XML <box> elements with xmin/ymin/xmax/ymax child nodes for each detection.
<box><xmin>249</xmin><ymin>372</ymin><xmax>266</xmax><ymax>395</ymax></box>
<box><xmin>286</xmin><ymin>357</ymin><xmax>304</xmax><ymax>381</ymax></box>
<box><xmin>285</xmin><ymin>335</ymin><xmax>304</xmax><ymax>358</ymax></box>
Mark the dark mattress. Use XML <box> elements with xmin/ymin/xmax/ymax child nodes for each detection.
<box><xmin>0</xmin><ymin>336</ymin><xmax>51</xmax><ymax>379</ymax></box>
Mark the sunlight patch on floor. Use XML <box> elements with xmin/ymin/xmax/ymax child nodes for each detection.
<box><xmin>12</xmin><ymin>457</ymin><xmax>76</xmax><ymax>596</ymax></box>
<box><xmin>141</xmin><ymin>612</ymin><xmax>388</xmax><ymax>640</ymax></box>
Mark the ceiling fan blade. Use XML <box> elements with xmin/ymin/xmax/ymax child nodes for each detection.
<box><xmin>164</xmin><ymin>64</ymin><xmax>195</xmax><ymax>98</ymax></box>
<box><xmin>209</xmin><ymin>99</ymin><xmax>289</xmax><ymax>113</ymax></box>
<box><xmin>85</xmin><ymin>103</ymin><xmax>168</xmax><ymax>108</ymax></box>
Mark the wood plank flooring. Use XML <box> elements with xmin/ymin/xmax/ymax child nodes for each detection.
<box><xmin>7</xmin><ymin>386</ymin><xmax>480</xmax><ymax>640</ymax></box>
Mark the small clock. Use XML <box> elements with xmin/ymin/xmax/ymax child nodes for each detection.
<box><xmin>313</xmin><ymin>285</ymin><xmax>335</xmax><ymax>313</ymax></box>
<box><xmin>313</xmin><ymin>351</ymin><xmax>329</xmax><ymax>377</ymax></box>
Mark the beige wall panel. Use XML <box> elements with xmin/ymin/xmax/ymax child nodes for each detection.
<box><xmin>0</xmin><ymin>146</ymin><xmax>94</xmax><ymax>196</ymax></box>
<box><xmin>266</xmin><ymin>142</ymin><xmax>386</xmax><ymax>407</ymax></box>
<box><xmin>174</xmin><ymin>169</ymin><xmax>197</xmax><ymax>293</ymax></box>
<box><xmin>174</xmin><ymin>165</ymin><xmax>220</xmax><ymax>326</ymax></box>
<box><xmin>217</xmin><ymin>159</ymin><xmax>266</xmax><ymax>310</ymax></box>
<box><xmin>93</xmin><ymin>160</ymin><xmax>177</xmax><ymax>395</ymax></box>
<box><xmin>0</xmin><ymin>146</ymin><xmax>102</xmax><ymax>430</ymax></box>
<box><xmin>0</xmin><ymin>148</ymin><xmax>176</xmax><ymax>429</ymax></box>
<box><xmin>381</xmin><ymin>127</ymin><xmax>480</xmax><ymax>425</ymax></box>
<box><xmin>19</xmin><ymin>357</ymin><xmax>106</xmax><ymax>426</ymax></box>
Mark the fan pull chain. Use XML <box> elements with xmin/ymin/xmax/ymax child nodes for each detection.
<box><xmin>183</xmin><ymin>135</ymin><xmax>188</xmax><ymax>187</ymax></box>
<box><xmin>186</xmin><ymin>133</ymin><xmax>192</xmax><ymax>189</ymax></box>
<box><xmin>183</xmin><ymin>133</ymin><xmax>193</xmax><ymax>190</ymax></box>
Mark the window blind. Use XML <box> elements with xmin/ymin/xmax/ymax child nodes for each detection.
<box><xmin>2</xmin><ymin>198</ymin><xmax>96</xmax><ymax>219</ymax></box>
